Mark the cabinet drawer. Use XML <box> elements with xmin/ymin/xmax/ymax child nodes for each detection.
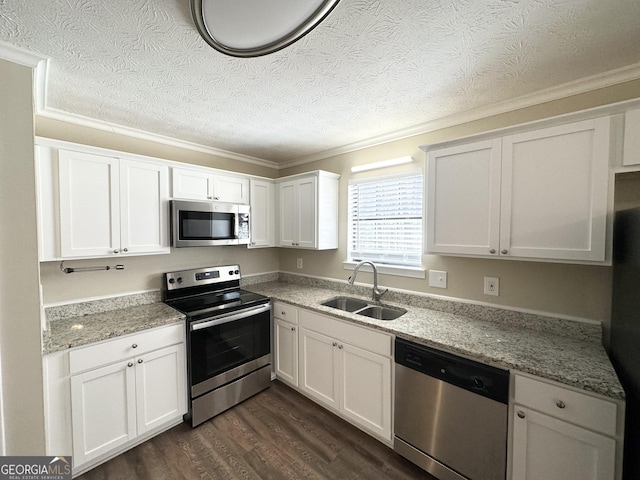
<box><xmin>273</xmin><ymin>302</ymin><xmax>299</xmax><ymax>324</ymax></box>
<box><xmin>514</xmin><ymin>375</ymin><xmax>617</xmax><ymax>436</ymax></box>
<box><xmin>69</xmin><ymin>323</ymin><xmax>184</xmax><ymax>375</ymax></box>
<box><xmin>300</xmin><ymin>310</ymin><xmax>391</xmax><ymax>357</ymax></box>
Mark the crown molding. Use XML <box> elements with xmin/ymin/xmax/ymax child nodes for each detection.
<box><xmin>5</xmin><ymin>39</ymin><xmax>640</xmax><ymax>171</ymax></box>
<box><xmin>0</xmin><ymin>41</ymin><xmax>48</xmax><ymax>67</ymax></box>
<box><xmin>282</xmin><ymin>61</ymin><xmax>640</xmax><ymax>168</ymax></box>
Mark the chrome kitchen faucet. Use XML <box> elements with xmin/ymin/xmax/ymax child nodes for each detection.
<box><xmin>348</xmin><ymin>261</ymin><xmax>388</xmax><ymax>302</ymax></box>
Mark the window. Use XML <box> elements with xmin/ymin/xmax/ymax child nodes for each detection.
<box><xmin>348</xmin><ymin>172</ymin><xmax>423</xmax><ymax>268</ymax></box>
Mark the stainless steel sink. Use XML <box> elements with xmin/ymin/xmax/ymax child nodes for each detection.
<box><xmin>321</xmin><ymin>296</ymin><xmax>406</xmax><ymax>320</ymax></box>
<box><xmin>357</xmin><ymin>305</ymin><xmax>407</xmax><ymax>320</ymax></box>
<box><xmin>321</xmin><ymin>296</ymin><xmax>369</xmax><ymax>312</ymax></box>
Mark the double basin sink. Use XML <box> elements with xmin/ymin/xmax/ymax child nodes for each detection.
<box><xmin>321</xmin><ymin>296</ymin><xmax>407</xmax><ymax>320</ymax></box>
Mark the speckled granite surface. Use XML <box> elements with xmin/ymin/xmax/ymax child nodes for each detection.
<box><xmin>43</xmin><ymin>299</ymin><xmax>185</xmax><ymax>354</ymax></box>
<box><xmin>43</xmin><ymin>275</ymin><xmax>622</xmax><ymax>401</ymax></box>
<box><xmin>246</xmin><ymin>279</ymin><xmax>624</xmax><ymax>401</ymax></box>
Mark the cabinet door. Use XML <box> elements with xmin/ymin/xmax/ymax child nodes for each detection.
<box><xmin>278</xmin><ymin>180</ymin><xmax>297</xmax><ymax>247</ymax></box>
<box><xmin>275</xmin><ymin>319</ymin><xmax>298</xmax><ymax>386</ymax></box>
<box><xmin>296</xmin><ymin>176</ymin><xmax>317</xmax><ymax>248</ymax></box>
<box><xmin>58</xmin><ymin>150</ymin><xmax>120</xmax><ymax>258</ymax></box>
<box><xmin>213</xmin><ymin>174</ymin><xmax>249</xmax><ymax>203</ymax></box>
<box><xmin>249</xmin><ymin>179</ymin><xmax>275</xmax><ymax>248</ymax></box>
<box><xmin>71</xmin><ymin>360</ymin><xmax>137</xmax><ymax>466</ymax></box>
<box><xmin>120</xmin><ymin>160</ymin><xmax>169</xmax><ymax>255</ymax></box>
<box><xmin>299</xmin><ymin>328</ymin><xmax>339</xmax><ymax>409</ymax></box>
<box><xmin>172</xmin><ymin>168</ymin><xmax>212</xmax><ymax>200</ymax></box>
<box><xmin>426</xmin><ymin>139</ymin><xmax>502</xmax><ymax>256</ymax></box>
<box><xmin>501</xmin><ymin>118</ymin><xmax>610</xmax><ymax>261</ymax></box>
<box><xmin>511</xmin><ymin>406</ymin><xmax>616</xmax><ymax>480</ymax></box>
<box><xmin>623</xmin><ymin>109</ymin><xmax>640</xmax><ymax>166</ymax></box>
<box><xmin>135</xmin><ymin>344</ymin><xmax>186</xmax><ymax>434</ymax></box>
<box><xmin>340</xmin><ymin>343</ymin><xmax>391</xmax><ymax>441</ymax></box>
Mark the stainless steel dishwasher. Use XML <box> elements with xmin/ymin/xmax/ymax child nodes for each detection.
<box><xmin>394</xmin><ymin>337</ymin><xmax>510</xmax><ymax>480</ymax></box>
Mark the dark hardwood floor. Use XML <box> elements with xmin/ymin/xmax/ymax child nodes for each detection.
<box><xmin>77</xmin><ymin>380</ymin><xmax>433</xmax><ymax>479</ymax></box>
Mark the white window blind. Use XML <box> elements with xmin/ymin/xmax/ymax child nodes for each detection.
<box><xmin>348</xmin><ymin>173</ymin><xmax>423</xmax><ymax>267</ymax></box>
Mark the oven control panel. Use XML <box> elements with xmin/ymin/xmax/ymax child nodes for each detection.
<box><xmin>165</xmin><ymin>265</ymin><xmax>241</xmax><ymax>290</ymax></box>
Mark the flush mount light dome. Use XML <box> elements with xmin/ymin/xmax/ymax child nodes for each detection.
<box><xmin>191</xmin><ymin>0</ymin><xmax>341</xmax><ymax>58</ymax></box>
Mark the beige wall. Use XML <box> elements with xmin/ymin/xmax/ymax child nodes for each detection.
<box><xmin>36</xmin><ymin>80</ymin><xmax>640</xmax><ymax>324</ymax></box>
<box><xmin>280</xmin><ymin>80</ymin><xmax>640</xmax><ymax>325</ymax></box>
<box><xmin>41</xmin><ymin>247</ymin><xmax>280</xmax><ymax>304</ymax></box>
<box><xmin>36</xmin><ymin>117</ymin><xmax>279</xmax><ymax>179</ymax></box>
<box><xmin>0</xmin><ymin>59</ymin><xmax>46</xmax><ymax>454</ymax></box>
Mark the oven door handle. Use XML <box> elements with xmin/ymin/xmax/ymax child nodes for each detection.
<box><xmin>190</xmin><ymin>303</ymin><xmax>271</xmax><ymax>331</ymax></box>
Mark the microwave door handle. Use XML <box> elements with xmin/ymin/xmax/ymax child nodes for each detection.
<box><xmin>190</xmin><ymin>304</ymin><xmax>271</xmax><ymax>331</ymax></box>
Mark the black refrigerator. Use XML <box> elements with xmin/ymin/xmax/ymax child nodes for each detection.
<box><xmin>610</xmin><ymin>207</ymin><xmax>640</xmax><ymax>479</ymax></box>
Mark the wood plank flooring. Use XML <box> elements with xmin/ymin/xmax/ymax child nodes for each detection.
<box><xmin>77</xmin><ymin>380</ymin><xmax>433</xmax><ymax>480</ymax></box>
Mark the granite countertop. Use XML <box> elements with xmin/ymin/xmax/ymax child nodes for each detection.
<box><xmin>246</xmin><ymin>281</ymin><xmax>624</xmax><ymax>401</ymax></box>
<box><xmin>43</xmin><ymin>302</ymin><xmax>186</xmax><ymax>354</ymax></box>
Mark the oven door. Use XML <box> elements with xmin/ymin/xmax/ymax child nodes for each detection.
<box><xmin>189</xmin><ymin>303</ymin><xmax>271</xmax><ymax>398</ymax></box>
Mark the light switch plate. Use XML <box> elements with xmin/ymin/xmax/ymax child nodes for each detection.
<box><xmin>429</xmin><ymin>270</ymin><xmax>447</xmax><ymax>288</ymax></box>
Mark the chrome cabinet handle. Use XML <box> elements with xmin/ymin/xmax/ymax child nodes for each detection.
<box><xmin>113</xmin><ymin>249</ymin><xmax>119</xmax><ymax>254</ymax></box>
<box><xmin>123</xmin><ymin>248</ymin><xmax>128</xmax><ymax>252</ymax></box>
<box><xmin>127</xmin><ymin>362</ymin><xmax>133</xmax><ymax>368</ymax></box>
<box><xmin>132</xmin><ymin>344</ymin><xmax>138</xmax><ymax>349</ymax></box>
<box><xmin>490</xmin><ymin>249</ymin><xmax>496</xmax><ymax>254</ymax></box>
<box><xmin>138</xmin><ymin>359</ymin><xmax>143</xmax><ymax>364</ymax></box>
<box><xmin>517</xmin><ymin>411</ymin><xmax>525</xmax><ymax>419</ymax></box>
<box><xmin>332</xmin><ymin>342</ymin><xmax>338</xmax><ymax>347</ymax></box>
<box><xmin>556</xmin><ymin>400</ymin><xmax>566</xmax><ymax>409</ymax></box>
<box><xmin>338</xmin><ymin>344</ymin><xmax>343</xmax><ymax>349</ymax></box>
<box><xmin>501</xmin><ymin>249</ymin><xmax>508</xmax><ymax>254</ymax></box>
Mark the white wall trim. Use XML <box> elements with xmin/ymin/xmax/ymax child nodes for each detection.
<box><xmin>5</xmin><ymin>41</ymin><xmax>639</xmax><ymax>171</ymax></box>
<box><xmin>0</xmin><ymin>41</ymin><xmax>48</xmax><ymax>67</ymax></box>
<box><xmin>282</xmin><ymin>62</ymin><xmax>640</xmax><ymax>168</ymax></box>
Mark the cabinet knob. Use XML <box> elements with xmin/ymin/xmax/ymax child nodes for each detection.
<box><xmin>490</xmin><ymin>249</ymin><xmax>496</xmax><ymax>254</ymax></box>
<box><xmin>138</xmin><ymin>359</ymin><xmax>143</xmax><ymax>364</ymax></box>
<box><xmin>127</xmin><ymin>362</ymin><xmax>134</xmax><ymax>368</ymax></box>
<box><xmin>517</xmin><ymin>410</ymin><xmax>525</xmax><ymax>419</ymax></box>
<box><xmin>207</xmin><ymin>196</ymin><xmax>213</xmax><ymax>200</ymax></box>
<box><xmin>113</xmin><ymin>249</ymin><xmax>119</xmax><ymax>254</ymax></box>
<box><xmin>501</xmin><ymin>249</ymin><xmax>508</xmax><ymax>255</ymax></box>
<box><xmin>132</xmin><ymin>344</ymin><xmax>138</xmax><ymax>349</ymax></box>
<box><xmin>338</xmin><ymin>344</ymin><xmax>343</xmax><ymax>349</ymax></box>
<box><xmin>291</xmin><ymin>327</ymin><xmax>296</xmax><ymax>331</ymax></box>
<box><xmin>214</xmin><ymin>196</ymin><xmax>220</xmax><ymax>201</ymax></box>
<box><xmin>556</xmin><ymin>400</ymin><xmax>566</xmax><ymax>409</ymax></box>
<box><xmin>281</xmin><ymin>311</ymin><xmax>286</xmax><ymax>315</ymax></box>
<box><xmin>332</xmin><ymin>342</ymin><xmax>338</xmax><ymax>347</ymax></box>
<box><xmin>123</xmin><ymin>248</ymin><xmax>128</xmax><ymax>252</ymax></box>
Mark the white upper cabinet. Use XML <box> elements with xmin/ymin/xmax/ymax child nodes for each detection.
<box><xmin>277</xmin><ymin>170</ymin><xmax>339</xmax><ymax>250</ymax></box>
<box><xmin>249</xmin><ymin>178</ymin><xmax>276</xmax><ymax>248</ymax></box>
<box><xmin>427</xmin><ymin>139</ymin><xmax>502</xmax><ymax>256</ymax></box>
<box><xmin>426</xmin><ymin>117</ymin><xmax>611</xmax><ymax>263</ymax></box>
<box><xmin>38</xmin><ymin>145</ymin><xmax>170</xmax><ymax>260</ymax></box>
<box><xmin>172</xmin><ymin>167</ymin><xmax>249</xmax><ymax>204</ymax></box>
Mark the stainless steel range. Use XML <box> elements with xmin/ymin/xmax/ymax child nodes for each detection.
<box><xmin>163</xmin><ymin>265</ymin><xmax>271</xmax><ymax>427</ymax></box>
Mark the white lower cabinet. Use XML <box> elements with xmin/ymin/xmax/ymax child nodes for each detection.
<box><xmin>298</xmin><ymin>309</ymin><xmax>392</xmax><ymax>441</ymax></box>
<box><xmin>510</xmin><ymin>374</ymin><xmax>623</xmax><ymax>480</ymax></box>
<box><xmin>273</xmin><ymin>301</ymin><xmax>299</xmax><ymax>386</ymax></box>
<box><xmin>44</xmin><ymin>323</ymin><xmax>187</xmax><ymax>474</ymax></box>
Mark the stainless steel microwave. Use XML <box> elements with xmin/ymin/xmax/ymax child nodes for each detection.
<box><xmin>171</xmin><ymin>200</ymin><xmax>250</xmax><ymax>247</ymax></box>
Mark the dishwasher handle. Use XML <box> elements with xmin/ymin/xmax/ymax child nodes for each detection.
<box><xmin>395</xmin><ymin>337</ymin><xmax>510</xmax><ymax>404</ymax></box>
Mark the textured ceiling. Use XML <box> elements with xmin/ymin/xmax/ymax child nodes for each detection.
<box><xmin>1</xmin><ymin>0</ymin><xmax>640</xmax><ymax>164</ymax></box>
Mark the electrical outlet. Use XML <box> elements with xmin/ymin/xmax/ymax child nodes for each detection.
<box><xmin>484</xmin><ymin>276</ymin><xmax>499</xmax><ymax>296</ymax></box>
<box><xmin>296</xmin><ymin>258</ymin><xmax>303</xmax><ymax>269</ymax></box>
<box><xmin>428</xmin><ymin>270</ymin><xmax>447</xmax><ymax>288</ymax></box>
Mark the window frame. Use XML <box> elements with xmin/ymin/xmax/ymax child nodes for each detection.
<box><xmin>344</xmin><ymin>168</ymin><xmax>425</xmax><ymax>279</ymax></box>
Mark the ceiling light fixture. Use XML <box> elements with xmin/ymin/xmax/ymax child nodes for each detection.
<box><xmin>191</xmin><ymin>0</ymin><xmax>341</xmax><ymax>58</ymax></box>
<box><xmin>351</xmin><ymin>156</ymin><xmax>414</xmax><ymax>173</ymax></box>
